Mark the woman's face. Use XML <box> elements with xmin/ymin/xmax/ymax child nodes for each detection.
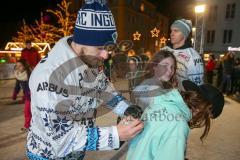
<box><xmin>153</xmin><ymin>57</ymin><xmax>175</xmax><ymax>81</ymax></box>
<box><xmin>209</xmin><ymin>55</ymin><xmax>213</xmax><ymax>60</ymax></box>
<box><xmin>15</xmin><ymin>62</ymin><xmax>25</xmax><ymax>72</ymax></box>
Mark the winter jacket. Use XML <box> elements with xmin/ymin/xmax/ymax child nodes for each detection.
<box><xmin>223</xmin><ymin>57</ymin><xmax>234</xmax><ymax>75</ymax></box>
<box><xmin>21</xmin><ymin>47</ymin><xmax>41</xmax><ymax>68</ymax></box>
<box><xmin>126</xmin><ymin>89</ymin><xmax>191</xmax><ymax>160</ymax></box>
<box><xmin>162</xmin><ymin>44</ymin><xmax>204</xmax><ymax>90</ymax></box>
<box><xmin>12</xmin><ymin>70</ymin><xmax>30</xmax><ymax>101</ymax></box>
<box><xmin>206</xmin><ymin>59</ymin><xmax>215</xmax><ymax>72</ymax></box>
<box><xmin>26</xmin><ymin>37</ymin><xmax>131</xmax><ymax>159</ymax></box>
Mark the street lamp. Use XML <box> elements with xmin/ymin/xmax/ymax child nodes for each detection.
<box><xmin>194</xmin><ymin>3</ymin><xmax>206</xmax><ymax>55</ymax></box>
<box><xmin>192</xmin><ymin>27</ymin><xmax>196</xmax><ymax>48</ymax></box>
<box><xmin>195</xmin><ymin>5</ymin><xmax>205</xmax><ymax>13</ymax></box>
<box><xmin>192</xmin><ymin>27</ymin><xmax>196</xmax><ymax>32</ymax></box>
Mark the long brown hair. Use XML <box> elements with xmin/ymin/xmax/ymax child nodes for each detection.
<box><xmin>143</xmin><ymin>50</ymin><xmax>177</xmax><ymax>89</ymax></box>
<box><xmin>181</xmin><ymin>91</ymin><xmax>212</xmax><ymax>141</ymax></box>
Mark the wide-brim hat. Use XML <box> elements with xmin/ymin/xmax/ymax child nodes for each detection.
<box><xmin>182</xmin><ymin>80</ymin><xmax>224</xmax><ymax>119</ymax></box>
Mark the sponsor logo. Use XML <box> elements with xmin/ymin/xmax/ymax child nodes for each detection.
<box><xmin>37</xmin><ymin>82</ymin><xmax>69</xmax><ymax>97</ymax></box>
<box><xmin>177</xmin><ymin>52</ymin><xmax>190</xmax><ymax>62</ymax></box>
<box><xmin>194</xmin><ymin>58</ymin><xmax>203</xmax><ymax>66</ymax></box>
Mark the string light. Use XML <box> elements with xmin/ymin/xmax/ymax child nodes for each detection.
<box><xmin>160</xmin><ymin>37</ymin><xmax>167</xmax><ymax>44</ymax></box>
<box><xmin>133</xmin><ymin>31</ymin><xmax>141</xmax><ymax>41</ymax></box>
<box><xmin>151</xmin><ymin>27</ymin><xmax>160</xmax><ymax>37</ymax></box>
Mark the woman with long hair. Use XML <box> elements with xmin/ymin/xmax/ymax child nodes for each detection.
<box><xmin>12</xmin><ymin>59</ymin><xmax>32</xmax><ymax>132</ymax></box>
<box><xmin>126</xmin><ymin>49</ymin><xmax>224</xmax><ymax>160</ymax></box>
<box><xmin>132</xmin><ymin>50</ymin><xmax>177</xmax><ymax>111</ymax></box>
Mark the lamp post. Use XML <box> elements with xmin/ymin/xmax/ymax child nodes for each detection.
<box><xmin>194</xmin><ymin>3</ymin><xmax>206</xmax><ymax>55</ymax></box>
<box><xmin>192</xmin><ymin>27</ymin><xmax>196</xmax><ymax>48</ymax></box>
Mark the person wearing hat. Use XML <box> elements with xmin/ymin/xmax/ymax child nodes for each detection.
<box><xmin>21</xmin><ymin>40</ymin><xmax>41</xmax><ymax>69</ymax></box>
<box><xmin>126</xmin><ymin>80</ymin><xmax>224</xmax><ymax>160</ymax></box>
<box><xmin>26</xmin><ymin>0</ymin><xmax>143</xmax><ymax>159</ymax></box>
<box><xmin>162</xmin><ymin>19</ymin><xmax>204</xmax><ymax>90</ymax></box>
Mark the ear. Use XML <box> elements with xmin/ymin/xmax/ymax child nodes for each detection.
<box><xmin>182</xmin><ymin>33</ymin><xmax>187</xmax><ymax>41</ymax></box>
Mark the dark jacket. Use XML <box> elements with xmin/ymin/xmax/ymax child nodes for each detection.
<box><xmin>223</xmin><ymin>57</ymin><xmax>234</xmax><ymax>75</ymax></box>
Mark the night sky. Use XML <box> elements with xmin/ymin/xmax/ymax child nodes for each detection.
<box><xmin>0</xmin><ymin>0</ymin><xmax>194</xmax><ymax>49</ymax></box>
<box><xmin>0</xmin><ymin>0</ymin><xmax>59</xmax><ymax>49</ymax></box>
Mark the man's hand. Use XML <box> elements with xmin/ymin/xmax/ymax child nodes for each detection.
<box><xmin>117</xmin><ymin>116</ymin><xmax>144</xmax><ymax>141</ymax></box>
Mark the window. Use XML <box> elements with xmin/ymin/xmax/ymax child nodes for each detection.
<box><xmin>226</xmin><ymin>3</ymin><xmax>236</xmax><ymax>19</ymax></box>
<box><xmin>226</xmin><ymin>4</ymin><xmax>230</xmax><ymax>18</ymax></box>
<box><xmin>223</xmin><ymin>30</ymin><xmax>233</xmax><ymax>44</ymax></box>
<box><xmin>208</xmin><ymin>6</ymin><xmax>213</xmax><ymax>19</ymax></box>
<box><xmin>214</xmin><ymin>5</ymin><xmax>218</xmax><ymax>19</ymax></box>
<box><xmin>207</xmin><ymin>31</ymin><xmax>210</xmax><ymax>43</ymax></box>
<box><xmin>140</xmin><ymin>3</ymin><xmax>145</xmax><ymax>12</ymax></box>
<box><xmin>211</xmin><ymin>31</ymin><xmax>215</xmax><ymax>43</ymax></box>
<box><xmin>209</xmin><ymin>5</ymin><xmax>218</xmax><ymax>20</ymax></box>
<box><xmin>131</xmin><ymin>16</ymin><xmax>136</xmax><ymax>24</ymax></box>
<box><xmin>228</xmin><ymin>30</ymin><xmax>232</xmax><ymax>43</ymax></box>
<box><xmin>128</xmin><ymin>15</ymin><xmax>130</xmax><ymax>23</ymax></box>
<box><xmin>207</xmin><ymin>30</ymin><xmax>215</xmax><ymax>43</ymax></box>
<box><xmin>223</xmin><ymin>30</ymin><xmax>227</xmax><ymax>43</ymax></box>
<box><xmin>231</xmin><ymin>3</ymin><xmax>236</xmax><ymax>18</ymax></box>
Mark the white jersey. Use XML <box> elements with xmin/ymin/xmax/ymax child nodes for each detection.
<box><xmin>27</xmin><ymin>37</ymin><xmax>130</xmax><ymax>159</ymax></box>
<box><xmin>162</xmin><ymin>45</ymin><xmax>204</xmax><ymax>90</ymax></box>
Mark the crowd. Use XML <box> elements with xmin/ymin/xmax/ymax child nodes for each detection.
<box><xmin>9</xmin><ymin>0</ymin><xmax>231</xmax><ymax>160</ymax></box>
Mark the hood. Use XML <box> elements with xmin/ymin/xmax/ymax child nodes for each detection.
<box><xmin>153</xmin><ymin>89</ymin><xmax>192</xmax><ymax>121</ymax></box>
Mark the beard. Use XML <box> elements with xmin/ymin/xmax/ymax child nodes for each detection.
<box><xmin>80</xmin><ymin>55</ymin><xmax>103</xmax><ymax>68</ymax></box>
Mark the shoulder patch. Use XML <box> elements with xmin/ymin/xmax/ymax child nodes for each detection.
<box><xmin>177</xmin><ymin>52</ymin><xmax>190</xmax><ymax>62</ymax></box>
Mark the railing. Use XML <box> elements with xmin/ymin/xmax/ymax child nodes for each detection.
<box><xmin>0</xmin><ymin>63</ymin><xmax>15</xmax><ymax>80</ymax></box>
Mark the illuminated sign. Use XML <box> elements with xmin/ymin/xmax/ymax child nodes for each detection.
<box><xmin>228</xmin><ymin>47</ymin><xmax>240</xmax><ymax>51</ymax></box>
<box><xmin>3</xmin><ymin>42</ymin><xmax>51</xmax><ymax>53</ymax></box>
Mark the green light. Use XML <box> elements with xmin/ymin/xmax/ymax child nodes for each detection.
<box><xmin>0</xmin><ymin>59</ymin><xmax>6</xmax><ymax>63</ymax></box>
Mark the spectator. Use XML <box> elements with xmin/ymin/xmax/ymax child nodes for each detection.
<box><xmin>127</xmin><ymin>80</ymin><xmax>224</xmax><ymax>160</ymax></box>
<box><xmin>221</xmin><ymin>52</ymin><xmax>234</xmax><ymax>94</ymax></box>
<box><xmin>206</xmin><ymin>54</ymin><xmax>216</xmax><ymax>84</ymax></box>
<box><xmin>162</xmin><ymin>19</ymin><xmax>204</xmax><ymax>90</ymax></box>
<box><xmin>21</xmin><ymin>40</ymin><xmax>41</xmax><ymax>69</ymax></box>
<box><xmin>26</xmin><ymin>1</ymin><xmax>143</xmax><ymax>159</ymax></box>
<box><xmin>12</xmin><ymin>59</ymin><xmax>32</xmax><ymax>132</ymax></box>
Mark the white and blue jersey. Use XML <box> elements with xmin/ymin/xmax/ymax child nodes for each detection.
<box><xmin>26</xmin><ymin>37</ymin><xmax>130</xmax><ymax>159</ymax></box>
<box><xmin>162</xmin><ymin>45</ymin><xmax>204</xmax><ymax>90</ymax></box>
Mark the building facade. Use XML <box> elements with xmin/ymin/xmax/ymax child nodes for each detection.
<box><xmin>109</xmin><ymin>0</ymin><xmax>169</xmax><ymax>53</ymax></box>
<box><xmin>70</xmin><ymin>0</ymin><xmax>169</xmax><ymax>54</ymax></box>
<box><xmin>204</xmin><ymin>0</ymin><xmax>240</xmax><ymax>56</ymax></box>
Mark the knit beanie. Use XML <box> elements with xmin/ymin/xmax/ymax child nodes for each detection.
<box><xmin>73</xmin><ymin>0</ymin><xmax>117</xmax><ymax>46</ymax></box>
<box><xmin>171</xmin><ymin>19</ymin><xmax>192</xmax><ymax>38</ymax></box>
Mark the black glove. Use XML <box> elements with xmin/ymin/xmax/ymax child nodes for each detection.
<box><xmin>124</xmin><ymin>105</ymin><xmax>143</xmax><ymax>119</ymax></box>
